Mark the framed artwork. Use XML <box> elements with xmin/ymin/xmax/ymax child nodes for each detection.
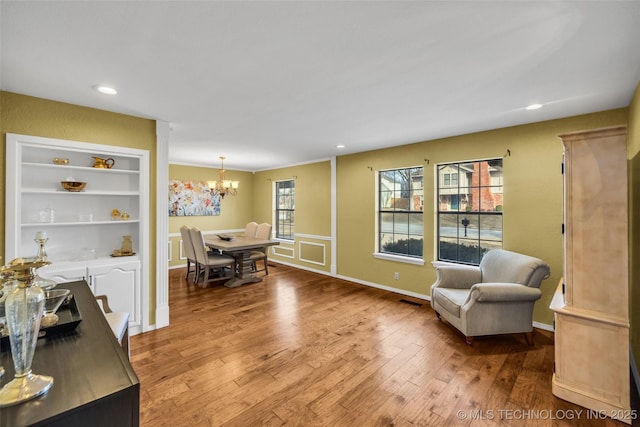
<box><xmin>169</xmin><ymin>180</ymin><xmax>221</xmax><ymax>216</ymax></box>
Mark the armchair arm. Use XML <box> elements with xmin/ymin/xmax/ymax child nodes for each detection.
<box><xmin>467</xmin><ymin>282</ymin><xmax>542</xmax><ymax>303</ymax></box>
<box><xmin>432</xmin><ymin>263</ymin><xmax>482</xmax><ymax>290</ymax></box>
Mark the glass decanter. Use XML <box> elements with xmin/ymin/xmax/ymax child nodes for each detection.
<box><xmin>0</xmin><ymin>258</ymin><xmax>54</xmax><ymax>407</ymax></box>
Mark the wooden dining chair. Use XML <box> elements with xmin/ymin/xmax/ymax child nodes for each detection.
<box><xmin>249</xmin><ymin>223</ymin><xmax>272</xmax><ymax>275</ymax></box>
<box><xmin>179</xmin><ymin>225</ymin><xmax>198</xmax><ymax>283</ymax></box>
<box><xmin>189</xmin><ymin>227</ymin><xmax>236</xmax><ymax>287</ymax></box>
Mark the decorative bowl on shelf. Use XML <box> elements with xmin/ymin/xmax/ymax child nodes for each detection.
<box><xmin>52</xmin><ymin>157</ymin><xmax>69</xmax><ymax>165</ymax></box>
<box><xmin>60</xmin><ymin>181</ymin><xmax>86</xmax><ymax>192</ymax></box>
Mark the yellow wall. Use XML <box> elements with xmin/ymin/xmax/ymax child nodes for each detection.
<box><xmin>0</xmin><ymin>91</ymin><xmax>158</xmax><ymax>319</ymax></box>
<box><xmin>168</xmin><ymin>163</ymin><xmax>254</xmax><ymax>267</ymax></box>
<box><xmin>336</xmin><ymin>108</ymin><xmax>629</xmax><ymax>326</ymax></box>
<box><xmin>169</xmin><ymin>161</ymin><xmax>333</xmax><ymax>273</ymax></box>
<box><xmin>252</xmin><ymin>161</ymin><xmax>332</xmax><ymax>273</ymax></box>
<box><xmin>627</xmin><ymin>81</ymin><xmax>640</xmax><ymax>375</ymax></box>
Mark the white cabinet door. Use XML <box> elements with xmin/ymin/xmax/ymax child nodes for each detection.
<box><xmin>90</xmin><ymin>260</ymin><xmax>141</xmax><ymax>334</ymax></box>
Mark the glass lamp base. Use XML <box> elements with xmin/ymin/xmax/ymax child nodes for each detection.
<box><xmin>0</xmin><ymin>373</ymin><xmax>53</xmax><ymax>407</ymax></box>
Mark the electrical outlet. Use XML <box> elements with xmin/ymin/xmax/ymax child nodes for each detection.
<box><xmin>394</xmin><ymin>272</ymin><xmax>400</xmax><ymax>280</ymax></box>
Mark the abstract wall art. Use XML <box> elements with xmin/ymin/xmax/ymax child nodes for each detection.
<box><xmin>168</xmin><ymin>180</ymin><xmax>221</xmax><ymax>216</ymax></box>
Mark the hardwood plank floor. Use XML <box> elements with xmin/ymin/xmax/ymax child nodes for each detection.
<box><xmin>131</xmin><ymin>264</ymin><xmax>637</xmax><ymax>426</ymax></box>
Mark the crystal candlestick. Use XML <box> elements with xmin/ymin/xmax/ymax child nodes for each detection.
<box><xmin>0</xmin><ymin>259</ymin><xmax>54</xmax><ymax>407</ymax></box>
<box><xmin>34</xmin><ymin>233</ymin><xmax>48</xmax><ymax>261</ymax></box>
<box><xmin>33</xmin><ymin>233</ymin><xmax>56</xmax><ymax>291</ymax></box>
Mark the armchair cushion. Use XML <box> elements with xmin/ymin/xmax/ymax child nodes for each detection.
<box><xmin>433</xmin><ymin>288</ymin><xmax>469</xmax><ymax>318</ymax></box>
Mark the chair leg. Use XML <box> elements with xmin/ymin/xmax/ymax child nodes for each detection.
<box><xmin>193</xmin><ymin>263</ymin><xmax>202</xmax><ymax>284</ymax></box>
<box><xmin>202</xmin><ymin>266</ymin><xmax>211</xmax><ymax>288</ymax></box>
<box><xmin>524</xmin><ymin>331</ymin><xmax>534</xmax><ymax>346</ymax></box>
<box><xmin>435</xmin><ymin>311</ymin><xmax>441</xmax><ymax>321</ymax></box>
<box><xmin>465</xmin><ymin>336</ymin><xmax>474</xmax><ymax>345</ymax></box>
<box><xmin>185</xmin><ymin>260</ymin><xmax>191</xmax><ymax>279</ymax></box>
<box><xmin>264</xmin><ymin>258</ymin><xmax>268</xmax><ymax>275</ymax></box>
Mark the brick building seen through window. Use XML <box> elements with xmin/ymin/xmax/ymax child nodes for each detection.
<box><xmin>437</xmin><ymin>159</ymin><xmax>503</xmax><ymax>265</ymax></box>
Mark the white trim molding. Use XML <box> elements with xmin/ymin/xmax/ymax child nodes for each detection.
<box><xmin>373</xmin><ymin>252</ymin><xmax>425</xmax><ymax>266</ymax></box>
<box><xmin>296</xmin><ymin>233</ymin><xmax>332</xmax><ymax>241</ymax></box>
<box><xmin>272</xmin><ymin>245</ymin><xmax>295</xmax><ymax>259</ymax></box>
<box><xmin>155</xmin><ymin>120</ymin><xmax>170</xmax><ymax>330</ymax></box>
<box><xmin>298</xmin><ymin>240</ymin><xmax>326</xmax><ymax>266</ymax></box>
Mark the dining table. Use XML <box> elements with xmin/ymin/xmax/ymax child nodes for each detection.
<box><xmin>204</xmin><ymin>235</ymin><xmax>279</xmax><ymax>288</ymax></box>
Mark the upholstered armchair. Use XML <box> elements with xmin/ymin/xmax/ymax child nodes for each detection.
<box><xmin>430</xmin><ymin>249</ymin><xmax>550</xmax><ymax>345</ymax></box>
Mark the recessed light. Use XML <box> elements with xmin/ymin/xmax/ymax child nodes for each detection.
<box><xmin>336</xmin><ymin>144</ymin><xmax>345</xmax><ymax>149</ymax></box>
<box><xmin>526</xmin><ymin>103</ymin><xmax>543</xmax><ymax>110</ymax></box>
<box><xmin>93</xmin><ymin>85</ymin><xmax>117</xmax><ymax>95</ymax></box>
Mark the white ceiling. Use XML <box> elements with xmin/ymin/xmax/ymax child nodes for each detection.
<box><xmin>2</xmin><ymin>1</ymin><xmax>640</xmax><ymax>171</ymax></box>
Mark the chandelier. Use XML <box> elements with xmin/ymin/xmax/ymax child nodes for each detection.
<box><xmin>207</xmin><ymin>156</ymin><xmax>239</xmax><ymax>198</ymax></box>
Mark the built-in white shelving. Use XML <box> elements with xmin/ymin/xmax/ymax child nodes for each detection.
<box><xmin>5</xmin><ymin>133</ymin><xmax>150</xmax><ymax>335</ymax></box>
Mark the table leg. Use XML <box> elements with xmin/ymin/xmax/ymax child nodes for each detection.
<box><xmin>224</xmin><ymin>250</ymin><xmax>261</xmax><ymax>288</ymax></box>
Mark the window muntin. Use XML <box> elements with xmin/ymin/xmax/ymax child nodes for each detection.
<box><xmin>437</xmin><ymin>159</ymin><xmax>503</xmax><ymax>265</ymax></box>
<box><xmin>378</xmin><ymin>166</ymin><xmax>423</xmax><ymax>258</ymax></box>
<box><xmin>275</xmin><ymin>180</ymin><xmax>294</xmax><ymax>240</ymax></box>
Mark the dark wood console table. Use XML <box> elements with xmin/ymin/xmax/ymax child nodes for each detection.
<box><xmin>0</xmin><ymin>280</ymin><xmax>139</xmax><ymax>426</ymax></box>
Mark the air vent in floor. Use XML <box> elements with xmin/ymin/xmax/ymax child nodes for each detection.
<box><xmin>399</xmin><ymin>299</ymin><xmax>422</xmax><ymax>307</ymax></box>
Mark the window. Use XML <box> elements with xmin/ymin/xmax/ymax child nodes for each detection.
<box><xmin>378</xmin><ymin>166</ymin><xmax>423</xmax><ymax>258</ymax></box>
<box><xmin>443</xmin><ymin>173</ymin><xmax>458</xmax><ymax>187</ymax></box>
<box><xmin>275</xmin><ymin>180</ymin><xmax>295</xmax><ymax>240</ymax></box>
<box><xmin>437</xmin><ymin>159</ymin><xmax>503</xmax><ymax>265</ymax></box>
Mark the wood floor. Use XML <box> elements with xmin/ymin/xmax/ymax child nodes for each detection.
<box><xmin>131</xmin><ymin>264</ymin><xmax>635</xmax><ymax>427</ymax></box>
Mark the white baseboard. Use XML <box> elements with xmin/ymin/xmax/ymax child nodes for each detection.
<box><xmin>533</xmin><ymin>321</ymin><xmax>554</xmax><ymax>332</ymax></box>
<box><xmin>155</xmin><ymin>305</ymin><xmax>170</xmax><ymax>329</ymax></box>
<box><xmin>334</xmin><ymin>273</ymin><xmax>430</xmax><ymax>301</ymax></box>
<box><xmin>269</xmin><ymin>258</ymin><xmax>430</xmax><ymax>301</ymax></box>
<box><xmin>269</xmin><ymin>258</ymin><xmax>334</xmax><ymax>277</ymax></box>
